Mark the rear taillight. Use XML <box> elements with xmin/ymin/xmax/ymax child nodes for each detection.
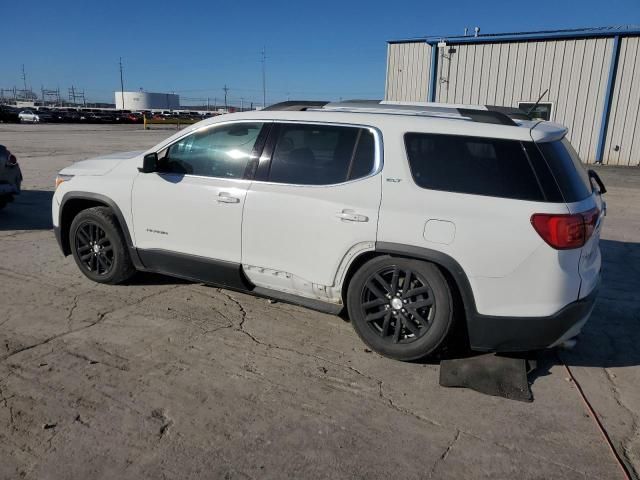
<box><xmin>7</xmin><ymin>151</ymin><xmax>17</xmax><ymax>166</ymax></box>
<box><xmin>531</xmin><ymin>207</ymin><xmax>599</xmax><ymax>250</ymax></box>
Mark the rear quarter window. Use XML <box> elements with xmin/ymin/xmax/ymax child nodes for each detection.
<box><xmin>536</xmin><ymin>139</ymin><xmax>592</xmax><ymax>203</ymax></box>
<box><xmin>404</xmin><ymin>133</ymin><xmax>545</xmax><ymax>201</ymax></box>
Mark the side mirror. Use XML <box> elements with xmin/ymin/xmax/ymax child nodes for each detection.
<box><xmin>138</xmin><ymin>152</ymin><xmax>158</xmax><ymax>173</ymax></box>
<box><xmin>588</xmin><ymin>169</ymin><xmax>607</xmax><ymax>194</ymax></box>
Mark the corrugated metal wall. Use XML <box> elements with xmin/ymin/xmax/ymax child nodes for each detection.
<box><xmin>385</xmin><ymin>42</ymin><xmax>431</xmax><ymax>102</ymax></box>
<box><xmin>433</xmin><ymin>38</ymin><xmax>614</xmax><ymax>164</ymax></box>
<box><xmin>603</xmin><ymin>37</ymin><xmax>640</xmax><ymax>166</ymax></box>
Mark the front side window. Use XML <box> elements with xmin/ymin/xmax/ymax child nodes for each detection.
<box><xmin>268</xmin><ymin>123</ymin><xmax>376</xmax><ymax>185</ymax></box>
<box><xmin>158</xmin><ymin>122</ymin><xmax>264</xmax><ymax>178</ymax></box>
<box><xmin>405</xmin><ymin>132</ymin><xmax>545</xmax><ymax>201</ymax></box>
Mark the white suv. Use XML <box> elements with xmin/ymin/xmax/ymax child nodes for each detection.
<box><xmin>52</xmin><ymin>101</ymin><xmax>606</xmax><ymax>361</ymax></box>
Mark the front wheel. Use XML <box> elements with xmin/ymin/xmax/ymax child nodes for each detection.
<box><xmin>346</xmin><ymin>256</ymin><xmax>453</xmax><ymax>361</ymax></box>
<box><xmin>69</xmin><ymin>207</ymin><xmax>136</xmax><ymax>284</ymax></box>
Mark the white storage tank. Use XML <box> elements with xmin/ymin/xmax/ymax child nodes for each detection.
<box><xmin>114</xmin><ymin>91</ymin><xmax>180</xmax><ymax>110</ymax></box>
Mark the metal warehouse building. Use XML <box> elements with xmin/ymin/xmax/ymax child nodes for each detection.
<box><xmin>385</xmin><ymin>26</ymin><xmax>640</xmax><ymax>165</ymax></box>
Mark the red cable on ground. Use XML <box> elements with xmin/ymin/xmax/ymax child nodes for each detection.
<box><xmin>562</xmin><ymin>361</ymin><xmax>634</xmax><ymax>480</ymax></box>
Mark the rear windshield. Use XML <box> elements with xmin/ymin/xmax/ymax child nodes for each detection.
<box><xmin>404</xmin><ymin>133</ymin><xmax>545</xmax><ymax>201</ymax></box>
<box><xmin>536</xmin><ymin>139</ymin><xmax>592</xmax><ymax>203</ymax></box>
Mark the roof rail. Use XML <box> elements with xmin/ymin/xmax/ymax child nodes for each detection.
<box><xmin>319</xmin><ymin>100</ymin><xmax>518</xmax><ymax>126</ymax></box>
<box><xmin>263</xmin><ymin>101</ymin><xmax>328</xmax><ymax>111</ymax></box>
<box><xmin>485</xmin><ymin>105</ymin><xmax>531</xmax><ymax>121</ymax></box>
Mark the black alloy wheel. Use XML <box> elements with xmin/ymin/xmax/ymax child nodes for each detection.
<box><xmin>69</xmin><ymin>206</ymin><xmax>136</xmax><ymax>284</ymax></box>
<box><xmin>361</xmin><ymin>267</ymin><xmax>435</xmax><ymax>344</ymax></box>
<box><xmin>347</xmin><ymin>256</ymin><xmax>453</xmax><ymax>361</ymax></box>
<box><xmin>74</xmin><ymin>221</ymin><xmax>114</xmax><ymax>276</ymax></box>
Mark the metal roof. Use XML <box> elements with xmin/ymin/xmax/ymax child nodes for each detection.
<box><xmin>389</xmin><ymin>25</ymin><xmax>640</xmax><ymax>45</ymax></box>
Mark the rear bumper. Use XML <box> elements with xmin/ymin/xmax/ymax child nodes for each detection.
<box><xmin>468</xmin><ymin>283</ymin><xmax>599</xmax><ymax>352</ymax></box>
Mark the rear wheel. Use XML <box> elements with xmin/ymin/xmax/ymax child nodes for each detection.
<box><xmin>347</xmin><ymin>256</ymin><xmax>453</xmax><ymax>361</ymax></box>
<box><xmin>69</xmin><ymin>207</ymin><xmax>135</xmax><ymax>284</ymax></box>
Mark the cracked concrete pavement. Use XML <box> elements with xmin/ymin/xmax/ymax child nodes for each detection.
<box><xmin>0</xmin><ymin>124</ymin><xmax>639</xmax><ymax>479</ymax></box>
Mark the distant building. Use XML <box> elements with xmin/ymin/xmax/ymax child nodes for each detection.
<box><xmin>114</xmin><ymin>91</ymin><xmax>180</xmax><ymax>110</ymax></box>
<box><xmin>385</xmin><ymin>26</ymin><xmax>640</xmax><ymax>165</ymax></box>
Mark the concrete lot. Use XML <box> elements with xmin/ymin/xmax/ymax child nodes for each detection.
<box><xmin>0</xmin><ymin>124</ymin><xmax>638</xmax><ymax>479</ymax></box>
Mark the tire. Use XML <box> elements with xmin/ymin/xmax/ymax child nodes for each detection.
<box><xmin>346</xmin><ymin>256</ymin><xmax>453</xmax><ymax>361</ymax></box>
<box><xmin>69</xmin><ymin>206</ymin><xmax>136</xmax><ymax>284</ymax></box>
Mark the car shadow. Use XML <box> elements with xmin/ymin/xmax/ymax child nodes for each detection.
<box><xmin>551</xmin><ymin>238</ymin><xmax>640</xmax><ymax>369</ymax></box>
<box><xmin>0</xmin><ymin>189</ymin><xmax>54</xmax><ymax>231</ymax></box>
<box><xmin>125</xmin><ymin>271</ymin><xmax>192</xmax><ymax>286</ymax></box>
<box><xmin>3</xmin><ymin>188</ymin><xmax>638</xmax><ymax>376</ymax></box>
<box><xmin>517</xmin><ymin>238</ymin><xmax>640</xmax><ymax>388</ymax></box>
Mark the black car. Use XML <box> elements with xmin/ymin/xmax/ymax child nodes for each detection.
<box><xmin>34</xmin><ymin>110</ymin><xmax>54</xmax><ymax>123</ymax></box>
<box><xmin>0</xmin><ymin>105</ymin><xmax>20</xmax><ymax>123</ymax></box>
<box><xmin>0</xmin><ymin>145</ymin><xmax>22</xmax><ymax>210</ymax></box>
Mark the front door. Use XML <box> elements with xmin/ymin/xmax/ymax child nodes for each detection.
<box><xmin>131</xmin><ymin>121</ymin><xmax>267</xmax><ymax>267</ymax></box>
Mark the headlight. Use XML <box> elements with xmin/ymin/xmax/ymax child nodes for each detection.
<box><xmin>55</xmin><ymin>174</ymin><xmax>74</xmax><ymax>190</ymax></box>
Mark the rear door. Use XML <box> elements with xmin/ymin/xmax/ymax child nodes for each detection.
<box><xmin>241</xmin><ymin>121</ymin><xmax>382</xmax><ymax>298</ymax></box>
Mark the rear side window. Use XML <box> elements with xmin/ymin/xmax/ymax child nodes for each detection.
<box><xmin>536</xmin><ymin>139</ymin><xmax>592</xmax><ymax>202</ymax></box>
<box><xmin>268</xmin><ymin>124</ymin><xmax>376</xmax><ymax>185</ymax></box>
<box><xmin>404</xmin><ymin>133</ymin><xmax>545</xmax><ymax>201</ymax></box>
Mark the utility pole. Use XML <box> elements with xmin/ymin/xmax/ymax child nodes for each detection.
<box><xmin>240</xmin><ymin>97</ymin><xmax>244</xmax><ymax>111</ymax></box>
<box><xmin>223</xmin><ymin>85</ymin><xmax>229</xmax><ymax>109</ymax></box>
<box><xmin>21</xmin><ymin>65</ymin><xmax>27</xmax><ymax>92</ymax></box>
<box><xmin>206</xmin><ymin>97</ymin><xmax>210</xmax><ymax>111</ymax></box>
<box><xmin>261</xmin><ymin>47</ymin><xmax>266</xmax><ymax>108</ymax></box>
<box><xmin>119</xmin><ymin>57</ymin><xmax>125</xmax><ymax>110</ymax></box>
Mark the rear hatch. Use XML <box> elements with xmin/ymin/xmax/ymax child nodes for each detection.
<box><xmin>531</xmin><ymin>127</ymin><xmax>605</xmax><ymax>299</ymax></box>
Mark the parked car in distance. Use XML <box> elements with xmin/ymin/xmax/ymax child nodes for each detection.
<box><xmin>0</xmin><ymin>145</ymin><xmax>22</xmax><ymax>210</ymax></box>
<box><xmin>18</xmin><ymin>109</ymin><xmax>39</xmax><ymax>123</ymax></box>
<box><xmin>0</xmin><ymin>105</ymin><xmax>20</xmax><ymax>123</ymax></box>
<box><xmin>51</xmin><ymin>100</ymin><xmax>607</xmax><ymax>361</ymax></box>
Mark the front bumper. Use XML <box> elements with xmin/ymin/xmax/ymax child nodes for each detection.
<box><xmin>53</xmin><ymin>225</ymin><xmax>64</xmax><ymax>253</ymax></box>
<box><xmin>468</xmin><ymin>285</ymin><xmax>599</xmax><ymax>352</ymax></box>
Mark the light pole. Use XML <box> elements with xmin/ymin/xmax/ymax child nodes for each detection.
<box><xmin>119</xmin><ymin>57</ymin><xmax>125</xmax><ymax>110</ymax></box>
<box><xmin>261</xmin><ymin>47</ymin><xmax>266</xmax><ymax>108</ymax></box>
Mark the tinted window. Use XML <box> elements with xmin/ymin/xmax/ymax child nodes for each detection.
<box><xmin>268</xmin><ymin>124</ymin><xmax>375</xmax><ymax>185</ymax></box>
<box><xmin>522</xmin><ymin>142</ymin><xmax>564</xmax><ymax>202</ymax></box>
<box><xmin>348</xmin><ymin>130</ymin><xmax>376</xmax><ymax>180</ymax></box>
<box><xmin>537</xmin><ymin>139</ymin><xmax>592</xmax><ymax>203</ymax></box>
<box><xmin>158</xmin><ymin>122</ymin><xmax>263</xmax><ymax>178</ymax></box>
<box><xmin>404</xmin><ymin>133</ymin><xmax>544</xmax><ymax>201</ymax></box>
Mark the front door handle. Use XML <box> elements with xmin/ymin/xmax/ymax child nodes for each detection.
<box><xmin>217</xmin><ymin>192</ymin><xmax>240</xmax><ymax>204</ymax></box>
<box><xmin>336</xmin><ymin>209</ymin><xmax>369</xmax><ymax>222</ymax></box>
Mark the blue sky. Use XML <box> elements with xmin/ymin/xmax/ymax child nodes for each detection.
<box><xmin>4</xmin><ymin>0</ymin><xmax>640</xmax><ymax>106</ymax></box>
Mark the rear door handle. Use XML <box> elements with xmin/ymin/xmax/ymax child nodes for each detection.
<box><xmin>217</xmin><ymin>192</ymin><xmax>240</xmax><ymax>204</ymax></box>
<box><xmin>336</xmin><ymin>209</ymin><xmax>368</xmax><ymax>222</ymax></box>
